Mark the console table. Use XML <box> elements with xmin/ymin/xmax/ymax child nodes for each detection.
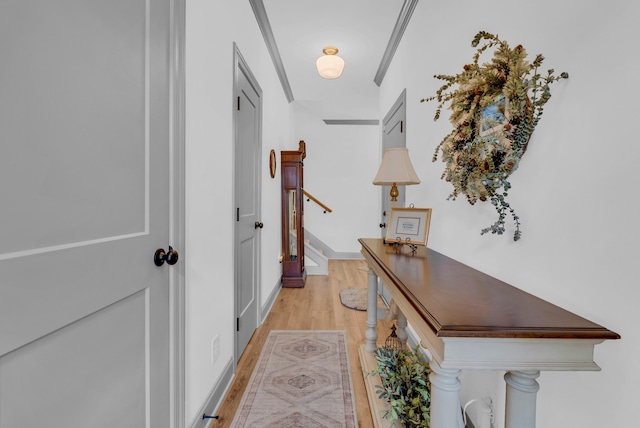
<box><xmin>358</xmin><ymin>238</ymin><xmax>619</xmax><ymax>428</ymax></box>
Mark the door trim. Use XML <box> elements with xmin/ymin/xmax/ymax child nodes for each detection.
<box><xmin>232</xmin><ymin>43</ymin><xmax>263</xmax><ymax>364</ymax></box>
<box><xmin>381</xmin><ymin>88</ymin><xmax>407</xmax><ymax>213</ymax></box>
<box><xmin>379</xmin><ymin>89</ymin><xmax>407</xmax><ymax>306</ymax></box>
<box><xmin>169</xmin><ymin>0</ymin><xmax>186</xmax><ymax>426</ymax></box>
<box><xmin>382</xmin><ymin>88</ymin><xmax>406</xmax><ymax>131</ymax></box>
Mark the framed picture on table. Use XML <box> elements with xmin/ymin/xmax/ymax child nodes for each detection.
<box><xmin>385</xmin><ymin>207</ymin><xmax>432</xmax><ymax>246</ymax></box>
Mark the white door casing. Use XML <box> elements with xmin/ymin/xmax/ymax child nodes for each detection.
<box><xmin>379</xmin><ymin>89</ymin><xmax>407</xmax><ymax>305</ymax></box>
<box><xmin>380</xmin><ymin>89</ymin><xmax>407</xmax><ymax>234</ymax></box>
<box><xmin>233</xmin><ymin>45</ymin><xmax>262</xmax><ymax>361</ymax></box>
<box><xmin>0</xmin><ymin>0</ymin><xmax>182</xmax><ymax>427</ymax></box>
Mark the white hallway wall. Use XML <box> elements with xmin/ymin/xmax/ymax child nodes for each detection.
<box><xmin>185</xmin><ymin>0</ymin><xmax>640</xmax><ymax>426</ymax></box>
<box><xmin>290</xmin><ymin>102</ymin><xmax>380</xmax><ymax>254</ymax></box>
<box><xmin>185</xmin><ymin>0</ymin><xmax>289</xmax><ymax>422</ymax></box>
<box><xmin>379</xmin><ymin>1</ymin><xmax>639</xmax><ymax>427</ymax></box>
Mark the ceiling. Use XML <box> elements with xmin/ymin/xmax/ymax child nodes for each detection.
<box><xmin>253</xmin><ymin>0</ymin><xmax>418</xmax><ymax>120</ymax></box>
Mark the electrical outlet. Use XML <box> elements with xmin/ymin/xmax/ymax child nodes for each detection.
<box><xmin>211</xmin><ymin>335</ymin><xmax>220</xmax><ymax>364</ymax></box>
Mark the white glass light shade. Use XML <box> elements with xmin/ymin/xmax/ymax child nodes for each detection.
<box><xmin>316</xmin><ymin>46</ymin><xmax>345</xmax><ymax>79</ymax></box>
<box><xmin>373</xmin><ymin>148</ymin><xmax>421</xmax><ymax>186</ymax></box>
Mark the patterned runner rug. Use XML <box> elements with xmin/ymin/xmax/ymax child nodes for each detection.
<box><xmin>230</xmin><ymin>330</ymin><xmax>358</xmax><ymax>427</ymax></box>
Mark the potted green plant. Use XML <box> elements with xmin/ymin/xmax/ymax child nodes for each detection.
<box><xmin>370</xmin><ymin>346</ymin><xmax>431</xmax><ymax>427</ymax></box>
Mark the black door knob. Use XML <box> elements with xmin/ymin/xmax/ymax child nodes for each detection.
<box><xmin>154</xmin><ymin>246</ymin><xmax>179</xmax><ymax>266</ymax></box>
<box><xmin>255</xmin><ymin>221</ymin><xmax>264</xmax><ymax>229</ymax></box>
<box><xmin>379</xmin><ymin>223</ymin><xmax>387</xmax><ymax>228</ymax></box>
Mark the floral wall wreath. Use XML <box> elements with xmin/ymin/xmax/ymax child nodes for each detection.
<box><xmin>421</xmin><ymin>31</ymin><xmax>568</xmax><ymax>241</ymax></box>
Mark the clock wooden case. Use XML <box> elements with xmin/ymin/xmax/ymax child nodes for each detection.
<box><xmin>281</xmin><ymin>141</ymin><xmax>307</xmax><ymax>288</ymax></box>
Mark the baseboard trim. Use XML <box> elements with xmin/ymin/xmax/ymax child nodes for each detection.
<box><xmin>187</xmin><ymin>357</ymin><xmax>234</xmax><ymax>428</ymax></box>
<box><xmin>261</xmin><ymin>278</ymin><xmax>281</xmax><ymax>323</ymax></box>
<box><xmin>331</xmin><ymin>252</ymin><xmax>364</xmax><ymax>260</ymax></box>
<box><xmin>188</xmin><ymin>280</ymin><xmax>280</xmax><ymax>427</ymax></box>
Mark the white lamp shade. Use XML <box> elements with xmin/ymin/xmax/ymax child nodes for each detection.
<box><xmin>316</xmin><ymin>50</ymin><xmax>345</xmax><ymax>79</ymax></box>
<box><xmin>373</xmin><ymin>147</ymin><xmax>421</xmax><ymax>185</ymax></box>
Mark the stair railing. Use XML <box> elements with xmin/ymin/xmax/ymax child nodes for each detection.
<box><xmin>302</xmin><ymin>190</ymin><xmax>332</xmax><ymax>214</ymax></box>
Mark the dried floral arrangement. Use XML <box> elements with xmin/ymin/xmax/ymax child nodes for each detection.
<box><xmin>421</xmin><ymin>31</ymin><xmax>568</xmax><ymax>240</ymax></box>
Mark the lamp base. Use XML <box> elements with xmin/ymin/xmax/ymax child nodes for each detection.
<box><xmin>389</xmin><ymin>183</ymin><xmax>399</xmax><ymax>202</ymax></box>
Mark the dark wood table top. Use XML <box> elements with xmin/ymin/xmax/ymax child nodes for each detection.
<box><xmin>359</xmin><ymin>238</ymin><xmax>620</xmax><ymax>340</ymax></box>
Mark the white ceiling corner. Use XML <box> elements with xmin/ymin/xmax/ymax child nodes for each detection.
<box><xmin>254</xmin><ymin>0</ymin><xmax>419</xmax><ymax>119</ymax></box>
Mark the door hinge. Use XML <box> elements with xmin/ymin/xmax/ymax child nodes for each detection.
<box><xmin>237</xmin><ymin>207</ymin><xmax>239</xmax><ymax>221</ymax></box>
<box><xmin>236</xmin><ymin>318</ymin><xmax>240</xmax><ymax>332</ymax></box>
<box><xmin>237</xmin><ymin>96</ymin><xmax>240</xmax><ymax>111</ymax></box>
<box><xmin>400</xmin><ymin>120</ymin><xmax>404</xmax><ymax>133</ymax></box>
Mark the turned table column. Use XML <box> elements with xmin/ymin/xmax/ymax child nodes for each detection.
<box><xmin>365</xmin><ymin>267</ymin><xmax>378</xmax><ymax>352</ymax></box>
<box><xmin>505</xmin><ymin>370</ymin><xmax>540</xmax><ymax>428</ymax></box>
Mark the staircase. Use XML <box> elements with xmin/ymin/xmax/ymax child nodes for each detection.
<box><xmin>304</xmin><ymin>236</ymin><xmax>328</xmax><ymax>275</ymax></box>
<box><xmin>303</xmin><ymin>230</ymin><xmax>363</xmax><ymax>275</ymax></box>
<box><xmin>300</xmin><ymin>191</ymin><xmax>362</xmax><ymax>275</ymax></box>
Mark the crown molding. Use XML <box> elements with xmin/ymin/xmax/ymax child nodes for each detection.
<box><xmin>374</xmin><ymin>0</ymin><xmax>420</xmax><ymax>86</ymax></box>
<box><xmin>249</xmin><ymin>0</ymin><xmax>295</xmax><ymax>103</ymax></box>
<box><xmin>323</xmin><ymin>119</ymin><xmax>379</xmax><ymax>126</ymax></box>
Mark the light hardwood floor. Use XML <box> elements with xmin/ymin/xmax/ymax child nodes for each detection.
<box><xmin>213</xmin><ymin>259</ymin><xmax>393</xmax><ymax>427</ymax></box>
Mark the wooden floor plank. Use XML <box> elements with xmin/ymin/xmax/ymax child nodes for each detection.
<box><xmin>212</xmin><ymin>260</ymin><xmax>392</xmax><ymax>427</ymax></box>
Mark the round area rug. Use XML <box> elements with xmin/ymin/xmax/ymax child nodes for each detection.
<box><xmin>339</xmin><ymin>287</ymin><xmax>367</xmax><ymax>311</ymax></box>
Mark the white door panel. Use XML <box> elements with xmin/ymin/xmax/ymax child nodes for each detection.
<box><xmin>234</xmin><ymin>47</ymin><xmax>262</xmax><ymax>359</ymax></box>
<box><xmin>1</xmin><ymin>291</ymin><xmax>149</xmax><ymax>428</ymax></box>
<box><xmin>0</xmin><ymin>0</ymin><xmax>173</xmax><ymax>426</ymax></box>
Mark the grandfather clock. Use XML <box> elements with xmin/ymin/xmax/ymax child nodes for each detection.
<box><xmin>281</xmin><ymin>141</ymin><xmax>306</xmax><ymax>288</ymax></box>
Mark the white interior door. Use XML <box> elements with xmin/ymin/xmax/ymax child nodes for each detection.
<box><xmin>234</xmin><ymin>46</ymin><xmax>262</xmax><ymax>361</ymax></box>
<box><xmin>0</xmin><ymin>1</ymin><xmax>174</xmax><ymax>427</ymax></box>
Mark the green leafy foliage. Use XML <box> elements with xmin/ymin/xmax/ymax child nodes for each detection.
<box><xmin>370</xmin><ymin>346</ymin><xmax>431</xmax><ymax>427</ymax></box>
<box><xmin>421</xmin><ymin>31</ymin><xmax>568</xmax><ymax>241</ymax></box>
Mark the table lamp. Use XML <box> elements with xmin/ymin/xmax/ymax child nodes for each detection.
<box><xmin>373</xmin><ymin>147</ymin><xmax>420</xmax><ymax>204</ymax></box>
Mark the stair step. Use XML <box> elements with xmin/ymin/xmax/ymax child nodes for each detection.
<box><xmin>303</xmin><ymin>240</ymin><xmax>328</xmax><ymax>275</ymax></box>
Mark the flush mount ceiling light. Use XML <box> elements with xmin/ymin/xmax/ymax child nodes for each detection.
<box><xmin>316</xmin><ymin>46</ymin><xmax>345</xmax><ymax>79</ymax></box>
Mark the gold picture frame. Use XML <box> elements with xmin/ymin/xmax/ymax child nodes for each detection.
<box><xmin>385</xmin><ymin>207</ymin><xmax>432</xmax><ymax>246</ymax></box>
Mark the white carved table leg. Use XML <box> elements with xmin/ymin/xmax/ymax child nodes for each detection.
<box><xmin>504</xmin><ymin>370</ymin><xmax>540</xmax><ymax>428</ymax></box>
<box><xmin>429</xmin><ymin>361</ymin><xmax>465</xmax><ymax>428</ymax></box>
<box><xmin>365</xmin><ymin>267</ymin><xmax>378</xmax><ymax>352</ymax></box>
